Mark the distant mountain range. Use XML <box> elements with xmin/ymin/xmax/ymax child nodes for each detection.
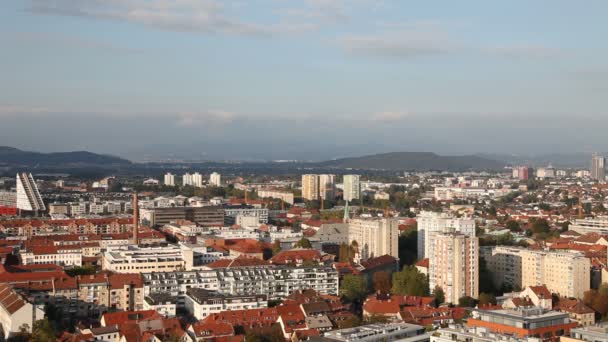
<box><xmin>0</xmin><ymin>146</ymin><xmax>131</xmax><ymax>168</ymax></box>
<box><xmin>315</xmin><ymin>152</ymin><xmax>505</xmax><ymax>171</ymax></box>
<box><xmin>477</xmin><ymin>153</ymin><xmax>596</xmax><ymax>168</ymax></box>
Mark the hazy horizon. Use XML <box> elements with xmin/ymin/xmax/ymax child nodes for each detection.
<box><xmin>1</xmin><ymin>1</ymin><xmax>607</xmax><ymax>160</ymax></box>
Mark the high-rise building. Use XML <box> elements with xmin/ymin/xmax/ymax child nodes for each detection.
<box><xmin>192</xmin><ymin>172</ymin><xmax>204</xmax><ymax>187</ymax></box>
<box><xmin>513</xmin><ymin>166</ymin><xmax>532</xmax><ymax>180</ymax></box>
<box><xmin>302</xmin><ymin>174</ymin><xmax>320</xmax><ymax>201</ymax></box>
<box><xmin>343</xmin><ymin>174</ymin><xmax>361</xmax><ymax>202</ymax></box>
<box><xmin>164</xmin><ymin>173</ymin><xmax>175</xmax><ymax>186</ymax></box>
<box><xmin>591</xmin><ymin>153</ymin><xmax>606</xmax><ymax>181</ymax></box>
<box><xmin>481</xmin><ymin>246</ymin><xmax>590</xmax><ymax>299</ymax></box>
<box><xmin>347</xmin><ymin>218</ymin><xmax>399</xmax><ymax>261</ymax></box>
<box><xmin>182</xmin><ymin>173</ymin><xmax>193</xmax><ymax>186</ymax></box>
<box><xmin>15</xmin><ymin>172</ymin><xmax>46</xmax><ymax>213</ymax></box>
<box><xmin>209</xmin><ymin>172</ymin><xmax>221</xmax><ymax>187</ymax></box>
<box><xmin>416</xmin><ymin>211</ymin><xmax>475</xmax><ymax>260</ymax></box>
<box><xmin>319</xmin><ymin>174</ymin><xmax>335</xmax><ymax>200</ymax></box>
<box><xmin>429</xmin><ymin>231</ymin><xmax>479</xmax><ymax>303</ymax></box>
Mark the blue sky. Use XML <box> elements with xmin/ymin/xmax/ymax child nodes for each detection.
<box><xmin>1</xmin><ymin>1</ymin><xmax>607</xmax><ymax>160</ymax></box>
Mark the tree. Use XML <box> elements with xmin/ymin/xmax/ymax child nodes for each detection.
<box><xmin>391</xmin><ymin>266</ymin><xmax>429</xmax><ymax>297</ymax></box>
<box><xmin>365</xmin><ymin>314</ymin><xmax>390</xmax><ymax>324</ymax></box>
<box><xmin>30</xmin><ymin>319</ymin><xmax>56</xmax><ymax>342</ymax></box>
<box><xmin>531</xmin><ymin>219</ymin><xmax>551</xmax><ymax>234</ymax></box>
<box><xmin>340</xmin><ymin>275</ymin><xmax>369</xmax><ymax>303</ymax></box>
<box><xmin>478</xmin><ymin>257</ymin><xmax>496</xmax><ymax>295</ymax></box>
<box><xmin>372</xmin><ymin>271</ymin><xmax>392</xmax><ymax>292</ymax></box>
<box><xmin>505</xmin><ymin>220</ymin><xmax>521</xmax><ymax>232</ymax></box>
<box><xmin>336</xmin><ymin>315</ymin><xmax>361</xmax><ymax>329</ymax></box>
<box><xmin>458</xmin><ymin>296</ymin><xmax>477</xmax><ymax>308</ymax></box>
<box><xmin>271</xmin><ymin>240</ymin><xmax>282</xmax><ymax>256</ymax></box>
<box><xmin>478</xmin><ymin>293</ymin><xmax>496</xmax><ymax>306</ymax></box>
<box><xmin>432</xmin><ymin>286</ymin><xmax>445</xmax><ymax>307</ymax></box>
<box><xmin>7</xmin><ymin>324</ymin><xmax>30</xmax><ymax>342</ymax></box>
<box><xmin>294</xmin><ymin>238</ymin><xmax>312</xmax><ymax>249</ymax></box>
<box><xmin>398</xmin><ymin>230</ymin><xmax>417</xmax><ymax>267</ymax></box>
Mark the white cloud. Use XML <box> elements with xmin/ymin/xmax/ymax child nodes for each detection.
<box><xmin>26</xmin><ymin>0</ymin><xmax>321</xmax><ymax>36</ymax></box>
<box><xmin>486</xmin><ymin>44</ymin><xmax>563</xmax><ymax>59</ymax></box>
<box><xmin>175</xmin><ymin>110</ymin><xmax>236</xmax><ymax>126</ymax></box>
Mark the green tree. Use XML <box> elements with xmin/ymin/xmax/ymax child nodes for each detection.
<box><xmin>391</xmin><ymin>266</ymin><xmax>429</xmax><ymax>297</ymax></box>
<box><xmin>432</xmin><ymin>286</ymin><xmax>445</xmax><ymax>307</ymax></box>
<box><xmin>294</xmin><ymin>238</ymin><xmax>312</xmax><ymax>249</ymax></box>
<box><xmin>365</xmin><ymin>314</ymin><xmax>390</xmax><ymax>324</ymax></box>
<box><xmin>458</xmin><ymin>296</ymin><xmax>477</xmax><ymax>308</ymax></box>
<box><xmin>30</xmin><ymin>319</ymin><xmax>56</xmax><ymax>342</ymax></box>
<box><xmin>398</xmin><ymin>230</ymin><xmax>418</xmax><ymax>267</ymax></box>
<box><xmin>336</xmin><ymin>315</ymin><xmax>361</xmax><ymax>329</ymax></box>
<box><xmin>372</xmin><ymin>271</ymin><xmax>392</xmax><ymax>292</ymax></box>
<box><xmin>478</xmin><ymin>293</ymin><xmax>497</xmax><ymax>306</ymax></box>
<box><xmin>505</xmin><ymin>220</ymin><xmax>521</xmax><ymax>232</ymax></box>
<box><xmin>340</xmin><ymin>274</ymin><xmax>369</xmax><ymax>303</ymax></box>
<box><xmin>271</xmin><ymin>240</ymin><xmax>282</xmax><ymax>256</ymax></box>
<box><xmin>531</xmin><ymin>219</ymin><xmax>551</xmax><ymax>234</ymax></box>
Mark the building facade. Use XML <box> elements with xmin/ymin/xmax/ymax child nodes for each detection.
<box><xmin>343</xmin><ymin>175</ymin><xmax>361</xmax><ymax>202</ymax></box>
<box><xmin>348</xmin><ymin>218</ymin><xmax>399</xmax><ymax>261</ymax></box>
<box><xmin>417</xmin><ymin>211</ymin><xmax>475</xmax><ymax>260</ymax></box>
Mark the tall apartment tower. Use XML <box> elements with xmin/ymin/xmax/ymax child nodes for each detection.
<box><xmin>16</xmin><ymin>172</ymin><xmax>46</xmax><ymax>213</ymax></box>
<box><xmin>416</xmin><ymin>211</ymin><xmax>475</xmax><ymax>260</ymax></box>
<box><xmin>164</xmin><ymin>173</ymin><xmax>175</xmax><ymax>186</ymax></box>
<box><xmin>183</xmin><ymin>173</ymin><xmax>193</xmax><ymax>186</ymax></box>
<box><xmin>302</xmin><ymin>174</ymin><xmax>320</xmax><ymax>201</ymax></box>
<box><xmin>192</xmin><ymin>172</ymin><xmax>204</xmax><ymax>187</ymax></box>
<box><xmin>347</xmin><ymin>218</ymin><xmax>399</xmax><ymax>261</ymax></box>
<box><xmin>209</xmin><ymin>172</ymin><xmax>222</xmax><ymax>187</ymax></box>
<box><xmin>429</xmin><ymin>231</ymin><xmax>479</xmax><ymax>304</ymax></box>
<box><xmin>319</xmin><ymin>174</ymin><xmax>335</xmax><ymax>200</ymax></box>
<box><xmin>343</xmin><ymin>175</ymin><xmax>361</xmax><ymax>202</ymax></box>
<box><xmin>591</xmin><ymin>154</ymin><xmax>606</xmax><ymax>181</ymax></box>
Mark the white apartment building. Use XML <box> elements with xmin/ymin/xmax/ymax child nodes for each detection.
<box><xmin>343</xmin><ymin>174</ymin><xmax>361</xmax><ymax>202</ymax></box>
<box><xmin>417</xmin><ymin>211</ymin><xmax>476</xmax><ymax>260</ymax></box>
<box><xmin>224</xmin><ymin>207</ymin><xmax>269</xmax><ymax>224</ymax></box>
<box><xmin>481</xmin><ymin>246</ymin><xmax>590</xmax><ymax>299</ymax></box>
<box><xmin>209</xmin><ymin>172</ymin><xmax>221</xmax><ymax>187</ymax></box>
<box><xmin>257</xmin><ymin>189</ymin><xmax>295</xmax><ymax>205</ymax></box>
<box><xmin>20</xmin><ymin>246</ymin><xmax>83</xmax><ymax>267</ymax></box>
<box><xmin>184</xmin><ymin>288</ymin><xmax>267</xmax><ymax>319</ymax></box>
<box><xmin>302</xmin><ymin>174</ymin><xmax>320</xmax><ymax>201</ymax></box>
<box><xmin>319</xmin><ymin>174</ymin><xmax>335</xmax><ymax>200</ymax></box>
<box><xmin>592</xmin><ymin>154</ymin><xmax>606</xmax><ymax>181</ymax></box>
<box><xmin>348</xmin><ymin>218</ymin><xmax>399</xmax><ymax>261</ymax></box>
<box><xmin>142</xmin><ymin>266</ymin><xmax>339</xmax><ymax>300</ymax></box>
<box><xmin>429</xmin><ymin>231</ymin><xmax>479</xmax><ymax>304</ymax></box>
<box><xmin>192</xmin><ymin>172</ymin><xmax>204</xmax><ymax>187</ymax></box>
<box><xmin>15</xmin><ymin>172</ymin><xmax>46</xmax><ymax>212</ymax></box>
<box><xmin>568</xmin><ymin>217</ymin><xmax>608</xmax><ymax>235</ymax></box>
<box><xmin>102</xmin><ymin>245</ymin><xmax>186</xmax><ymax>274</ymax></box>
<box><xmin>183</xmin><ymin>173</ymin><xmax>193</xmax><ymax>186</ymax></box>
<box><xmin>164</xmin><ymin>173</ymin><xmax>176</xmax><ymax>186</ymax></box>
<box><xmin>68</xmin><ymin>202</ymin><xmax>87</xmax><ymax>216</ymax></box>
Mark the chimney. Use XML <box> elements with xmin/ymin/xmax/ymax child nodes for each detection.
<box><xmin>132</xmin><ymin>193</ymin><xmax>139</xmax><ymax>245</ymax></box>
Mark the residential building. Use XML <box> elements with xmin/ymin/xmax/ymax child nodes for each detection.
<box><xmin>257</xmin><ymin>189</ymin><xmax>295</xmax><ymax>205</ymax></box>
<box><xmin>429</xmin><ymin>231</ymin><xmax>479</xmax><ymax>303</ymax></box>
<box><xmin>563</xmin><ymin>324</ymin><xmax>608</xmax><ymax>342</ymax></box>
<box><xmin>164</xmin><ymin>173</ymin><xmax>175</xmax><ymax>186</ymax></box>
<box><xmin>322</xmin><ymin>323</ymin><xmax>430</xmax><ymax>342</ymax></box>
<box><xmin>343</xmin><ymin>174</ymin><xmax>361</xmax><ymax>202</ymax></box>
<box><xmin>348</xmin><ymin>218</ymin><xmax>399</xmax><ymax>261</ymax></box>
<box><xmin>142</xmin><ymin>266</ymin><xmax>339</xmax><ymax>300</ymax></box>
<box><xmin>140</xmin><ymin>206</ymin><xmax>224</xmax><ymax>227</ymax></box>
<box><xmin>0</xmin><ymin>283</ymin><xmax>45</xmax><ymax>339</ymax></box>
<box><xmin>592</xmin><ymin>153</ymin><xmax>606</xmax><ymax>181</ymax></box>
<box><xmin>224</xmin><ymin>207</ymin><xmax>269</xmax><ymax>224</ymax></box>
<box><xmin>192</xmin><ymin>172</ymin><xmax>204</xmax><ymax>187</ymax></box>
<box><xmin>302</xmin><ymin>174</ymin><xmax>320</xmax><ymax>201</ymax></box>
<box><xmin>417</xmin><ymin>211</ymin><xmax>475</xmax><ymax>260</ymax></box>
<box><xmin>569</xmin><ymin>216</ymin><xmax>608</xmax><ymax>235</ymax></box>
<box><xmin>15</xmin><ymin>172</ymin><xmax>45</xmax><ymax>213</ymax></box>
<box><xmin>481</xmin><ymin>246</ymin><xmax>590</xmax><ymax>299</ymax></box>
<box><xmin>184</xmin><ymin>288</ymin><xmax>267</xmax><ymax>319</ymax></box>
<box><xmin>183</xmin><ymin>173</ymin><xmax>193</xmax><ymax>186</ymax></box>
<box><xmin>467</xmin><ymin>307</ymin><xmax>577</xmax><ymax>341</ymax></box>
<box><xmin>102</xmin><ymin>245</ymin><xmax>186</xmax><ymax>274</ymax></box>
<box><xmin>209</xmin><ymin>172</ymin><xmax>221</xmax><ymax>187</ymax></box>
<box><xmin>319</xmin><ymin>174</ymin><xmax>335</xmax><ymax>200</ymax></box>
<box><xmin>432</xmin><ymin>325</ymin><xmax>543</xmax><ymax>342</ymax></box>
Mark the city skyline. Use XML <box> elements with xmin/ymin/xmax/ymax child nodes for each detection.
<box><xmin>1</xmin><ymin>1</ymin><xmax>607</xmax><ymax>160</ymax></box>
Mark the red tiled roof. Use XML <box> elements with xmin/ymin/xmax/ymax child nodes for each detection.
<box><xmin>205</xmin><ymin>256</ymin><xmax>270</xmax><ymax>269</ymax></box>
<box><xmin>361</xmin><ymin>255</ymin><xmax>398</xmax><ymax>270</ymax></box>
<box><xmin>363</xmin><ymin>294</ymin><xmax>434</xmax><ymax>315</ymax></box>
<box><xmin>415</xmin><ymin>258</ymin><xmax>429</xmax><ymax>268</ymax></box>
<box><xmin>190</xmin><ymin>321</ymin><xmax>234</xmax><ymax>337</ymax></box>
<box><xmin>270</xmin><ymin>249</ymin><xmax>321</xmax><ymax>265</ymax></box>
<box><xmin>102</xmin><ymin>310</ymin><xmax>161</xmax><ymax>326</ymax></box>
<box><xmin>528</xmin><ymin>285</ymin><xmax>552</xmax><ymax>299</ymax></box>
<box><xmin>0</xmin><ymin>283</ymin><xmax>26</xmax><ymax>314</ymax></box>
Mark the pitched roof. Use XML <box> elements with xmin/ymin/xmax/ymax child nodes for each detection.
<box><xmin>102</xmin><ymin>310</ymin><xmax>161</xmax><ymax>326</ymax></box>
<box><xmin>190</xmin><ymin>321</ymin><xmax>235</xmax><ymax>337</ymax></box>
<box><xmin>270</xmin><ymin>249</ymin><xmax>321</xmax><ymax>265</ymax></box>
<box><xmin>361</xmin><ymin>255</ymin><xmax>398</xmax><ymax>270</ymax></box>
<box><xmin>205</xmin><ymin>255</ymin><xmax>270</xmax><ymax>269</ymax></box>
<box><xmin>415</xmin><ymin>258</ymin><xmax>429</xmax><ymax>268</ymax></box>
<box><xmin>0</xmin><ymin>283</ymin><xmax>26</xmax><ymax>314</ymax></box>
<box><xmin>528</xmin><ymin>285</ymin><xmax>552</xmax><ymax>299</ymax></box>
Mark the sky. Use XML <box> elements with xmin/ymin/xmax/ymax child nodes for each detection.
<box><xmin>1</xmin><ymin>0</ymin><xmax>607</xmax><ymax>161</ymax></box>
